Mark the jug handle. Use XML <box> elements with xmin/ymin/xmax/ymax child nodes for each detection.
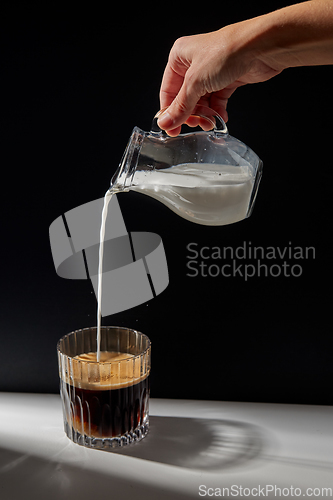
<box><xmin>151</xmin><ymin>104</ymin><xmax>228</xmax><ymax>136</ymax></box>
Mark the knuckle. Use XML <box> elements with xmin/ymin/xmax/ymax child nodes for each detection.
<box><xmin>170</xmin><ymin>35</ymin><xmax>191</xmax><ymax>58</ymax></box>
<box><xmin>173</xmin><ymin>35</ymin><xmax>190</xmax><ymax>50</ymax></box>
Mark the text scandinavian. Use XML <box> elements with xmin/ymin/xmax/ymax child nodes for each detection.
<box><xmin>186</xmin><ymin>242</ymin><xmax>315</xmax><ymax>280</ymax></box>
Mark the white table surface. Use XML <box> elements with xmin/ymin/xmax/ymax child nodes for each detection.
<box><xmin>0</xmin><ymin>393</ymin><xmax>332</xmax><ymax>499</ymax></box>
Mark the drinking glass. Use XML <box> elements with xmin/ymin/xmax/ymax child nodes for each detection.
<box><xmin>57</xmin><ymin>326</ymin><xmax>151</xmax><ymax>449</ymax></box>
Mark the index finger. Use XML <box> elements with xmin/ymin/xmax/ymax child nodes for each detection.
<box><xmin>159</xmin><ymin>62</ymin><xmax>186</xmax><ymax>109</ymax></box>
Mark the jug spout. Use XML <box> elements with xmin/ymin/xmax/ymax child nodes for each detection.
<box><xmin>110</xmin><ymin>127</ymin><xmax>145</xmax><ymax>192</ymax></box>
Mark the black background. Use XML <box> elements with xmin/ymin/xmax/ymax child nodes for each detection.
<box><xmin>1</xmin><ymin>1</ymin><xmax>332</xmax><ymax>404</ymax></box>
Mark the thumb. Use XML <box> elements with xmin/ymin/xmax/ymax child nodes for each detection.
<box><xmin>157</xmin><ymin>72</ymin><xmax>202</xmax><ymax>132</ymax></box>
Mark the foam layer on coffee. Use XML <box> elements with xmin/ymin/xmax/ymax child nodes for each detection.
<box><xmin>63</xmin><ymin>351</ymin><xmax>149</xmax><ymax>390</ymax></box>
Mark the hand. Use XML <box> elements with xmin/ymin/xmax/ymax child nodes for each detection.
<box><xmin>158</xmin><ymin>23</ymin><xmax>282</xmax><ymax>136</ymax></box>
<box><xmin>158</xmin><ymin>0</ymin><xmax>333</xmax><ymax>136</ymax></box>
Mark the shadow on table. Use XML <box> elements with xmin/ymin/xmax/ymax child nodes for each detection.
<box><xmin>0</xmin><ymin>445</ymin><xmax>196</xmax><ymax>500</ymax></box>
<box><xmin>111</xmin><ymin>416</ymin><xmax>264</xmax><ymax>470</ymax></box>
<box><xmin>0</xmin><ymin>416</ymin><xmax>265</xmax><ymax>500</ymax></box>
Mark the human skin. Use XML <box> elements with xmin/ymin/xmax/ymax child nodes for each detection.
<box><xmin>158</xmin><ymin>0</ymin><xmax>333</xmax><ymax>136</ymax></box>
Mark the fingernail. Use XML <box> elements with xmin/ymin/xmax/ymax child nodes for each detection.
<box><xmin>157</xmin><ymin>111</ymin><xmax>174</xmax><ymax>130</ymax></box>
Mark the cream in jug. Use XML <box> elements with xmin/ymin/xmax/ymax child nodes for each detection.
<box><xmin>110</xmin><ymin>105</ymin><xmax>262</xmax><ymax>226</ymax></box>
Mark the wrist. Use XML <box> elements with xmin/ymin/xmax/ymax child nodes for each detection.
<box><xmin>246</xmin><ymin>1</ymin><xmax>333</xmax><ymax>69</ymax></box>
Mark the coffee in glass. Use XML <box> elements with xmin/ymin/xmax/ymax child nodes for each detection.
<box><xmin>57</xmin><ymin>326</ymin><xmax>151</xmax><ymax>449</ymax></box>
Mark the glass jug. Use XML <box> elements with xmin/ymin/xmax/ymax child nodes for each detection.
<box><xmin>110</xmin><ymin>105</ymin><xmax>263</xmax><ymax>226</ymax></box>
